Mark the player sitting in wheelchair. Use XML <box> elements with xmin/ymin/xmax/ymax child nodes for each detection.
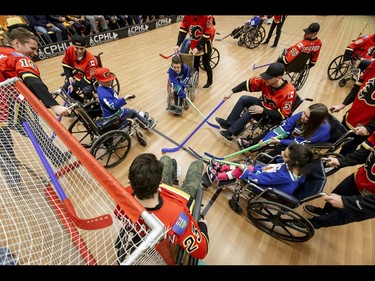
<box><xmin>206</xmin><ymin>143</ymin><xmax>321</xmax><ymax>195</ymax></box>
<box><xmin>230</xmin><ymin>15</ymin><xmax>263</xmax><ymax>39</ymax></box>
<box><xmin>95</xmin><ymin>67</ymin><xmax>157</xmax><ymax>146</ymax></box>
<box><xmin>167</xmin><ymin>55</ymin><xmax>190</xmax><ymax>115</ymax></box>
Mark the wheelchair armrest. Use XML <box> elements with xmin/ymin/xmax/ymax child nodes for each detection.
<box><xmin>100</xmin><ymin>114</ymin><xmax>121</xmax><ymax>127</ymax></box>
<box><xmin>300</xmin><ymin>192</ymin><xmax>328</xmax><ymax>204</ymax></box>
<box><xmin>272</xmin><ymin>188</ymin><xmax>300</xmax><ymax>207</ymax></box>
<box><xmin>304</xmin><ymin>142</ymin><xmax>335</xmax><ymax>150</ymax></box>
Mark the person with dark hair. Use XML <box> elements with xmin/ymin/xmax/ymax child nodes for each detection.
<box><xmin>304</xmin><ymin>132</ymin><xmax>375</xmax><ymax>228</ymax></box>
<box><xmin>174</xmin><ymin>15</ymin><xmax>213</xmax><ymax>89</ymax></box>
<box><xmin>207</xmin><ymin>143</ymin><xmax>321</xmax><ymax>195</ymax></box>
<box><xmin>215</xmin><ymin>62</ymin><xmax>297</xmax><ymax>141</ymax></box>
<box><xmin>277</xmin><ymin>22</ymin><xmax>322</xmax><ymax>69</ymax></box>
<box><xmin>114</xmin><ymin>153</ymin><xmax>209</xmax><ymax>260</ymax></box>
<box><xmin>0</xmin><ymin>27</ymin><xmax>70</xmax><ymax>188</ymax></box>
<box><xmin>24</xmin><ymin>15</ymin><xmax>63</xmax><ymax>44</ymax></box>
<box><xmin>329</xmin><ymin>59</ymin><xmax>375</xmax><ymax>155</ymax></box>
<box><xmin>61</xmin><ymin>35</ymin><xmax>98</xmax><ymax>103</ymax></box>
<box><xmin>262</xmin><ymin>15</ymin><xmax>287</xmax><ymax>48</ymax></box>
<box><xmin>237</xmin><ymin>103</ymin><xmax>330</xmax><ymax>156</ymax></box>
<box><xmin>167</xmin><ymin>55</ymin><xmax>190</xmax><ymax>114</ymax></box>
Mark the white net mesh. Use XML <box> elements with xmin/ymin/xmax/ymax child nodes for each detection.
<box><xmin>0</xmin><ymin>78</ymin><xmax>167</xmax><ymax>265</ymax></box>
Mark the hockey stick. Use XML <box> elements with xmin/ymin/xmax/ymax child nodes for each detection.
<box><xmin>186</xmin><ymin>97</ymin><xmax>220</xmax><ymax>129</ymax></box>
<box><xmin>252</xmin><ymin>62</ymin><xmax>273</xmax><ymax>70</ymax></box>
<box><xmin>22</xmin><ymin>120</ymin><xmax>113</xmax><ymax>230</ymax></box>
<box><xmin>204</xmin><ymin>134</ymin><xmax>286</xmax><ymax>160</ymax></box>
<box><xmin>357</xmin><ymin>22</ymin><xmax>368</xmax><ymax>39</ymax></box>
<box><xmin>215</xmin><ymin>33</ymin><xmax>231</xmax><ymax>41</ymax></box>
<box><xmin>159</xmin><ymin>53</ymin><xmax>174</xmax><ymax>59</ymax></box>
<box><xmin>162</xmin><ymin>99</ymin><xmax>225</xmax><ymax>153</ymax></box>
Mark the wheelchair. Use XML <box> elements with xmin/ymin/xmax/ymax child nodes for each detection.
<box><xmin>239</xmin><ymin>94</ymin><xmax>313</xmax><ymax>142</ymax></box>
<box><xmin>56</xmin><ymin>88</ymin><xmax>151</xmax><ymax>168</ymax></box>
<box><xmin>326</xmin><ymin>53</ymin><xmax>370</xmax><ymax>87</ymax></box>
<box><xmin>166</xmin><ymin>52</ymin><xmax>199</xmax><ymax>115</ymax></box>
<box><xmin>199</xmin><ymin>46</ymin><xmax>220</xmax><ymax>70</ymax></box>
<box><xmin>202</xmin><ymin>153</ymin><xmax>327</xmax><ymax>242</ymax></box>
<box><xmin>282</xmin><ymin>52</ymin><xmax>311</xmax><ymax>91</ymax></box>
<box><xmin>230</xmin><ymin>17</ymin><xmax>266</xmax><ymax>49</ymax></box>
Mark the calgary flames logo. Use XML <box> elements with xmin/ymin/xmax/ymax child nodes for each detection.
<box><xmin>358</xmin><ymin>78</ymin><xmax>375</xmax><ymax>106</ymax></box>
<box><xmin>189</xmin><ymin>25</ymin><xmax>203</xmax><ymax>41</ymax></box>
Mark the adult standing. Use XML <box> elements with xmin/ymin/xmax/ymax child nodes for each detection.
<box><xmin>262</xmin><ymin>15</ymin><xmax>287</xmax><ymax>48</ymax></box>
<box><xmin>174</xmin><ymin>15</ymin><xmax>213</xmax><ymax>89</ymax></box>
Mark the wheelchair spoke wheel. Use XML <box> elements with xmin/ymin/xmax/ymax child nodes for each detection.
<box><xmin>338</xmin><ymin>78</ymin><xmax>348</xmax><ymax>87</ymax></box>
<box><xmin>91</xmin><ymin>130</ymin><xmax>131</xmax><ymax>168</ymax></box>
<box><xmin>247</xmin><ymin>200</ymin><xmax>315</xmax><ymax>242</ymax></box>
<box><xmin>68</xmin><ymin>118</ymin><xmax>96</xmax><ymax>148</ymax></box>
<box><xmin>327</xmin><ymin>55</ymin><xmax>350</xmax><ymax>80</ymax></box>
<box><xmin>200</xmin><ymin>47</ymin><xmax>220</xmax><ymax>70</ymax></box>
<box><xmin>244</xmin><ymin>28</ymin><xmax>262</xmax><ymax>49</ymax></box>
<box><xmin>111</xmin><ymin>75</ymin><xmax>120</xmax><ymax>94</ymax></box>
<box><xmin>292</xmin><ymin>66</ymin><xmax>310</xmax><ymax>91</ymax></box>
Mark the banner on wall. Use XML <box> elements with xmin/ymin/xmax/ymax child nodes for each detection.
<box><xmin>34</xmin><ymin>15</ymin><xmax>183</xmax><ymax>62</ymax></box>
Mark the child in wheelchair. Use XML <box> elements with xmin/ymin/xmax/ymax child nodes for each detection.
<box><xmin>95</xmin><ymin>67</ymin><xmax>157</xmax><ymax>146</ymax></box>
<box><xmin>167</xmin><ymin>55</ymin><xmax>190</xmax><ymax>115</ymax></box>
<box><xmin>207</xmin><ymin>143</ymin><xmax>321</xmax><ymax>195</ymax></box>
<box><xmin>230</xmin><ymin>15</ymin><xmax>263</xmax><ymax>39</ymax></box>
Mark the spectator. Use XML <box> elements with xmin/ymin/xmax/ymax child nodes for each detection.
<box><xmin>24</xmin><ymin>15</ymin><xmax>63</xmax><ymax>44</ymax></box>
<box><xmin>304</xmin><ymin>132</ymin><xmax>375</xmax><ymax>229</ymax></box>
<box><xmin>84</xmin><ymin>15</ymin><xmax>108</xmax><ymax>34</ymax></box>
<box><xmin>65</xmin><ymin>15</ymin><xmax>87</xmax><ymax>35</ymax></box>
<box><xmin>174</xmin><ymin>15</ymin><xmax>213</xmax><ymax>89</ymax></box>
<box><xmin>207</xmin><ymin>143</ymin><xmax>321</xmax><ymax>196</ymax></box>
<box><xmin>329</xmin><ymin>59</ymin><xmax>375</xmax><ymax>155</ymax></box>
<box><xmin>114</xmin><ymin>153</ymin><xmax>208</xmax><ymax>262</ymax></box>
<box><xmin>61</xmin><ymin>35</ymin><xmax>98</xmax><ymax>103</ymax></box>
<box><xmin>47</xmin><ymin>15</ymin><xmax>78</xmax><ymax>40</ymax></box>
<box><xmin>215</xmin><ymin>62</ymin><xmax>297</xmax><ymax>141</ymax></box>
<box><xmin>262</xmin><ymin>15</ymin><xmax>287</xmax><ymax>48</ymax></box>
<box><xmin>277</xmin><ymin>22</ymin><xmax>322</xmax><ymax>69</ymax></box>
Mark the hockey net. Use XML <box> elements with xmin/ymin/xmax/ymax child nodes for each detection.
<box><xmin>0</xmin><ymin>78</ymin><xmax>168</xmax><ymax>265</ymax></box>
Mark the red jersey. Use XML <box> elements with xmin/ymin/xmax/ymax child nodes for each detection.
<box><xmin>0</xmin><ymin>46</ymin><xmax>42</xmax><ymax>125</ymax></box>
<box><xmin>355</xmin><ymin>133</ymin><xmax>375</xmax><ymax>195</ymax></box>
<box><xmin>282</xmin><ymin>37</ymin><xmax>322</xmax><ymax>65</ymax></box>
<box><xmin>61</xmin><ymin>45</ymin><xmax>98</xmax><ymax>83</ymax></box>
<box><xmin>345</xmin><ymin>60</ymin><xmax>375</xmax><ymax>129</ymax></box>
<box><xmin>346</xmin><ymin>34</ymin><xmax>375</xmax><ymax>60</ymax></box>
<box><xmin>114</xmin><ymin>183</ymin><xmax>209</xmax><ymax>260</ymax></box>
<box><xmin>247</xmin><ymin>76</ymin><xmax>297</xmax><ymax>119</ymax></box>
<box><xmin>177</xmin><ymin>15</ymin><xmax>211</xmax><ymax>53</ymax></box>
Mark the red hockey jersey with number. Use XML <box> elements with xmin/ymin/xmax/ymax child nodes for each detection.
<box><xmin>283</xmin><ymin>37</ymin><xmax>322</xmax><ymax>64</ymax></box>
<box><xmin>114</xmin><ymin>183</ymin><xmax>209</xmax><ymax>259</ymax></box>
<box><xmin>347</xmin><ymin>34</ymin><xmax>375</xmax><ymax>60</ymax></box>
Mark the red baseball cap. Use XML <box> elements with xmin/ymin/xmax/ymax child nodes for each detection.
<box><xmin>95</xmin><ymin>67</ymin><xmax>116</xmax><ymax>83</ymax></box>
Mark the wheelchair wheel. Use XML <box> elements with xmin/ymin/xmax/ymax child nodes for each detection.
<box><xmin>111</xmin><ymin>73</ymin><xmax>120</xmax><ymax>94</ymax></box>
<box><xmin>188</xmin><ymin>71</ymin><xmax>199</xmax><ymax>102</ymax></box>
<box><xmin>338</xmin><ymin>78</ymin><xmax>348</xmax><ymax>87</ymax></box>
<box><xmin>228</xmin><ymin>194</ymin><xmax>243</xmax><ymax>215</ymax></box>
<box><xmin>258</xmin><ymin>26</ymin><xmax>266</xmax><ymax>41</ymax></box>
<box><xmin>199</xmin><ymin>47</ymin><xmax>220</xmax><ymax>70</ymax></box>
<box><xmin>90</xmin><ymin>129</ymin><xmax>131</xmax><ymax>168</ymax></box>
<box><xmin>244</xmin><ymin>28</ymin><xmax>263</xmax><ymax>49</ymax></box>
<box><xmin>68</xmin><ymin>118</ymin><xmax>96</xmax><ymax>148</ymax></box>
<box><xmin>292</xmin><ymin>65</ymin><xmax>310</xmax><ymax>91</ymax></box>
<box><xmin>247</xmin><ymin>200</ymin><xmax>315</xmax><ymax>242</ymax></box>
<box><xmin>327</xmin><ymin>55</ymin><xmax>350</xmax><ymax>80</ymax></box>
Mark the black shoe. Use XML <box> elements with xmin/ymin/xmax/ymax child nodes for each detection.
<box><xmin>304</xmin><ymin>205</ymin><xmax>326</xmax><ymax>217</ymax></box>
<box><xmin>147</xmin><ymin>117</ymin><xmax>157</xmax><ymax>129</ymax></box>
<box><xmin>136</xmin><ymin>132</ymin><xmax>147</xmax><ymax>146</ymax></box>
<box><xmin>270</xmin><ymin>45</ymin><xmax>277</xmax><ymax>48</ymax></box>
<box><xmin>203</xmin><ymin>82</ymin><xmax>212</xmax><ymax>89</ymax></box>
<box><xmin>220</xmin><ymin>130</ymin><xmax>233</xmax><ymax>141</ymax></box>
<box><xmin>215</xmin><ymin>117</ymin><xmax>230</xmax><ymax>129</ymax></box>
<box><xmin>237</xmin><ymin>138</ymin><xmax>253</xmax><ymax>150</ymax></box>
<box><xmin>262</xmin><ymin>41</ymin><xmax>269</xmax><ymax>45</ymax></box>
